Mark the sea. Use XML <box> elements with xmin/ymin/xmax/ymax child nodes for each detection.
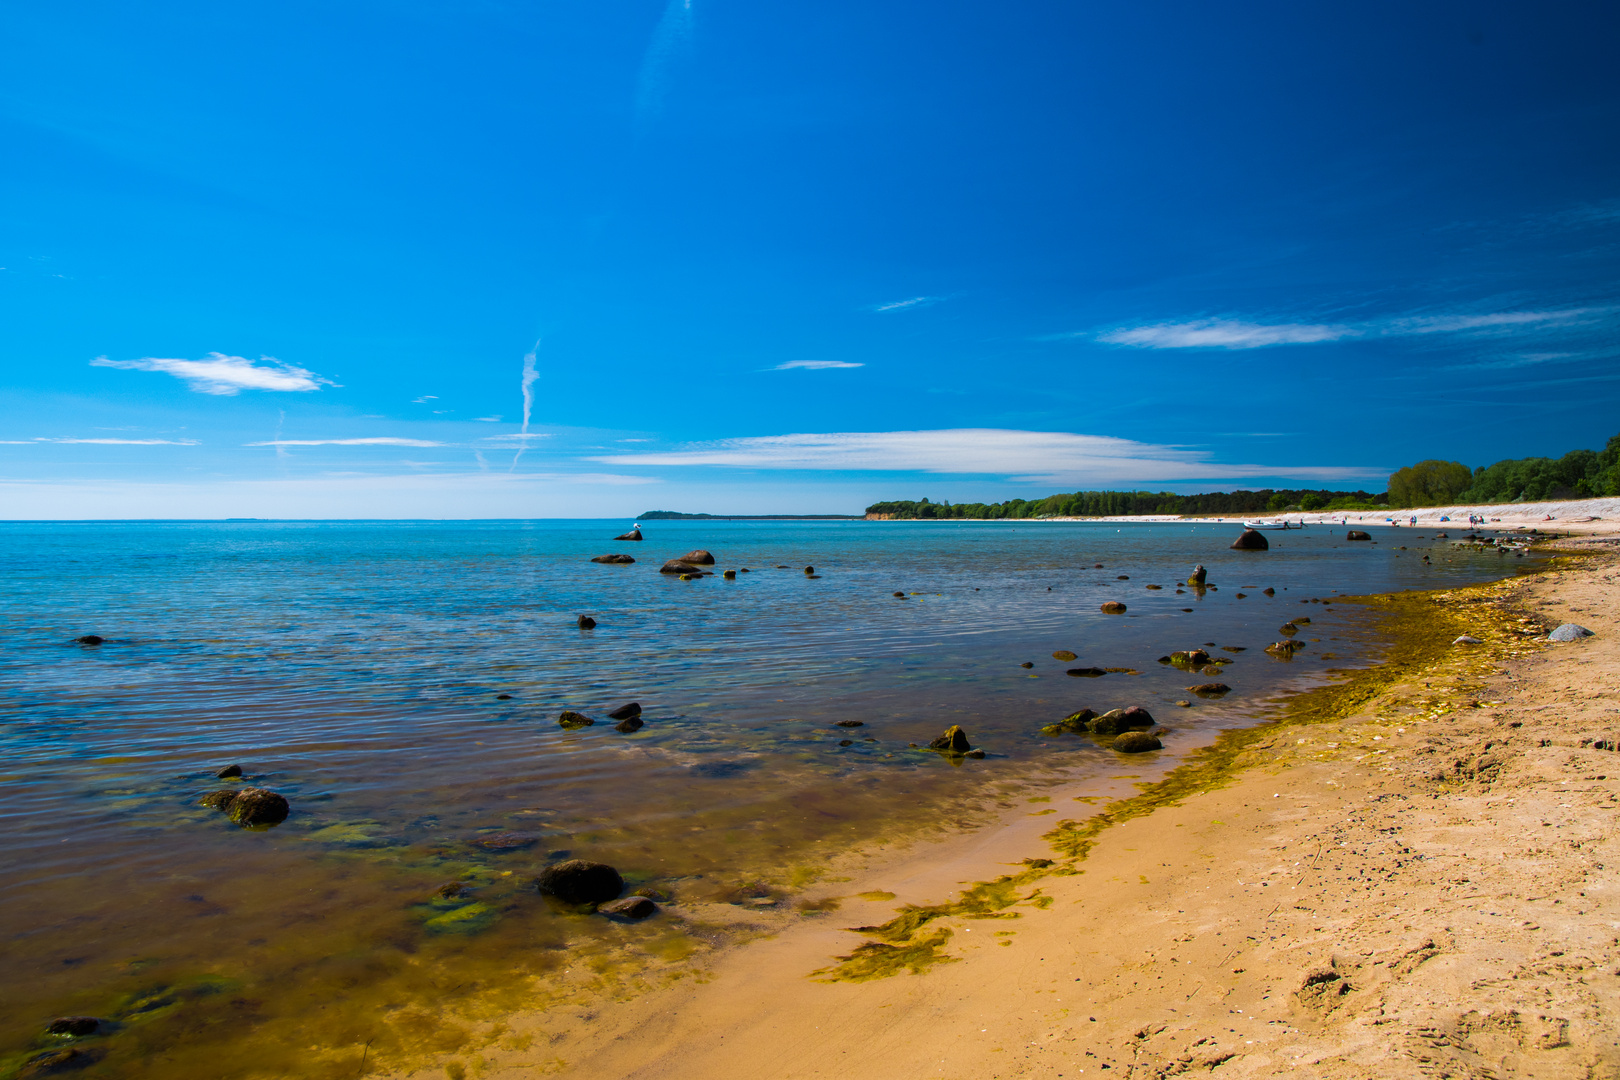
<box><xmin>0</xmin><ymin>518</ymin><xmax>1529</xmax><ymax>1078</ymax></box>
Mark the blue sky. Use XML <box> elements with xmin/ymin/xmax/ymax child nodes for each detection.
<box><xmin>3</xmin><ymin>0</ymin><xmax>1618</xmax><ymax>517</ymax></box>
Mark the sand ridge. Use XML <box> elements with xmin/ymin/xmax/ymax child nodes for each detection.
<box><xmin>416</xmin><ymin>543</ymin><xmax>1619</xmax><ymax>1080</ymax></box>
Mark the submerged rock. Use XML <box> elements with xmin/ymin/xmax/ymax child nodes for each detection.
<box><xmin>1170</xmin><ymin>649</ymin><xmax>1211</xmax><ymax>667</ymax></box>
<box><xmin>200</xmin><ymin>790</ymin><xmax>237</xmax><ymax>810</ymax></box>
<box><xmin>607</xmin><ymin>702</ymin><xmax>642</xmax><ymax>720</ymax></box>
<box><xmin>216</xmin><ymin>764</ymin><xmax>243</xmax><ymax>779</ymax></box>
<box><xmin>558</xmin><ymin>711</ymin><xmax>594</xmax><ymax>729</ymax></box>
<box><xmin>19</xmin><ymin>1048</ymin><xmax>96</xmax><ymax>1076</ymax></box>
<box><xmin>679</xmin><ymin>549</ymin><xmax>716</xmax><ymax>565</ymax></box>
<box><xmin>723</xmin><ymin>569</ymin><xmax>737</xmax><ymax>579</ymax></box>
<box><xmin>1265</xmin><ymin>640</ymin><xmax>1303</xmax><ymax>656</ymax></box>
<box><xmin>591</xmin><ymin>553</ymin><xmax>635</xmax><ymax>564</ymax></box>
<box><xmin>1231</xmin><ymin>529</ymin><xmax>1270</xmax><ymax>550</ymax></box>
<box><xmin>928</xmin><ymin>725</ymin><xmax>973</xmax><ymax>753</ymax></box>
<box><xmin>536</xmin><ymin>859</ymin><xmax>624</xmax><ymax>905</ymax></box>
<box><xmin>1549</xmin><ymin>623</ymin><xmax>1595</xmax><ymax>642</ymax></box>
<box><xmin>1346</xmin><ymin>530</ymin><xmax>1371</xmax><ymax>541</ymax></box>
<box><xmin>835</xmin><ymin>720</ymin><xmax>865</xmax><ymax>728</ymax></box>
<box><xmin>614</xmin><ymin>528</ymin><xmax>643</xmax><ymax>541</ymax></box>
<box><xmin>1113</xmin><ymin>731</ymin><xmax>1162</xmax><ymax>753</ymax></box>
<box><xmin>964</xmin><ymin>749</ymin><xmax>986</xmax><ymax>759</ymax></box>
<box><xmin>600</xmin><ymin>896</ymin><xmax>657</xmax><ymax>920</ymax></box>
<box><xmin>74</xmin><ymin>635</ymin><xmax>105</xmax><ymax>646</ymax></box>
<box><xmin>803</xmin><ymin>565</ymin><xmax>815</xmax><ymax>575</ymax></box>
<box><xmin>1100</xmin><ymin>602</ymin><xmax>1127</xmax><ymax>614</ymax></box>
<box><xmin>1040</xmin><ymin>708</ymin><xmax>1096</xmax><ymax>736</ymax></box>
<box><xmin>473</xmin><ymin>831</ymin><xmax>539</xmax><ymax>852</ymax></box>
<box><xmin>433</xmin><ymin>881</ymin><xmax>471</xmax><ymax>899</ymax></box>
<box><xmin>1020</xmin><ymin>661</ymin><xmax>1034</xmax><ymax>668</ymax></box>
<box><xmin>1066</xmin><ymin>667</ymin><xmax>1108</xmax><ymax>677</ymax></box>
<box><xmin>1263</xmin><ymin>587</ymin><xmax>1275</xmax><ymax>595</ymax></box>
<box><xmin>660</xmin><ymin>560</ymin><xmax>703</xmax><ymax>575</ymax></box>
<box><xmin>614</xmin><ymin>716</ymin><xmax>644</xmax><ymax>732</ymax></box>
<box><xmin>45</xmin><ymin>1017</ymin><xmax>100</xmax><ymax>1037</ymax></box>
<box><xmin>1052</xmin><ymin>650</ymin><xmax>1078</xmax><ymax>661</ymax></box>
<box><xmin>577</xmin><ymin>615</ymin><xmax>597</xmax><ymax>629</ymax></box>
<box><xmin>1186</xmin><ymin>683</ymin><xmax>1232</xmax><ymax>697</ymax></box>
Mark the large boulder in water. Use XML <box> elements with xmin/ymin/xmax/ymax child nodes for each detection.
<box><xmin>1346</xmin><ymin>530</ymin><xmax>1371</xmax><ymax>541</ymax></box>
<box><xmin>209</xmin><ymin>787</ymin><xmax>289</xmax><ymax>827</ymax></box>
<box><xmin>591</xmin><ymin>553</ymin><xmax>635</xmax><ymax>564</ymax></box>
<box><xmin>661</xmin><ymin>560</ymin><xmax>703</xmax><ymax>575</ymax></box>
<box><xmin>928</xmin><ymin>725</ymin><xmax>973</xmax><ymax>753</ymax></box>
<box><xmin>614</xmin><ymin>528</ymin><xmax>643</xmax><ymax>541</ymax></box>
<box><xmin>607</xmin><ymin>702</ymin><xmax>641</xmax><ymax>720</ymax></box>
<box><xmin>558</xmin><ymin>711</ymin><xmax>594</xmax><ymax>729</ymax></box>
<box><xmin>678</xmin><ymin>549</ymin><xmax>716</xmax><ymax>565</ymax></box>
<box><xmin>1100</xmin><ymin>602</ymin><xmax>1127</xmax><ymax>614</ymax></box>
<box><xmin>1090</xmin><ymin>706</ymin><xmax>1155</xmax><ymax>736</ymax></box>
<box><xmin>536</xmin><ymin>859</ymin><xmax>623</xmax><ymax>904</ymax></box>
<box><xmin>1231</xmin><ymin>529</ymin><xmax>1269</xmax><ymax>550</ymax></box>
<box><xmin>1187</xmin><ymin>565</ymin><xmax>1207</xmax><ymax>585</ymax></box>
<box><xmin>1113</xmin><ymin>731</ymin><xmax>1163</xmax><ymax>753</ymax></box>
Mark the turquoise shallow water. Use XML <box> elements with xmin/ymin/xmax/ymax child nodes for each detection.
<box><xmin>0</xmin><ymin>518</ymin><xmax>1524</xmax><ymax>1078</ymax></box>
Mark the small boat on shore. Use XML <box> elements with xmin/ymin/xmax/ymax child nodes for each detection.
<box><xmin>1243</xmin><ymin>519</ymin><xmax>1304</xmax><ymax>530</ymax></box>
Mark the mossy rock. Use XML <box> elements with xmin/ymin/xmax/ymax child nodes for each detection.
<box><xmin>423</xmin><ymin>901</ymin><xmax>496</xmax><ymax>934</ymax></box>
<box><xmin>558</xmin><ymin>711</ymin><xmax>594</xmax><ymax>729</ymax></box>
<box><xmin>1112</xmin><ymin>731</ymin><xmax>1163</xmax><ymax>753</ymax></box>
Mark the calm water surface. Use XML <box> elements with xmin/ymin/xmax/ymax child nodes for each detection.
<box><xmin>0</xmin><ymin>519</ymin><xmax>1525</xmax><ymax>1077</ymax></box>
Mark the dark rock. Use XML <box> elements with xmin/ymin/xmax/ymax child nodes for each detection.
<box><xmin>1170</xmin><ymin>649</ymin><xmax>1211</xmax><ymax>667</ymax></box>
<box><xmin>600</xmin><ymin>896</ymin><xmax>657</xmax><ymax>920</ymax></box>
<box><xmin>835</xmin><ymin>720</ymin><xmax>865</xmax><ymax>728</ymax></box>
<box><xmin>1263</xmin><ymin>587</ymin><xmax>1275</xmax><ymax>595</ymax></box>
<box><xmin>964</xmin><ymin>749</ymin><xmax>986</xmax><ymax>759</ymax></box>
<box><xmin>1146</xmin><ymin>584</ymin><xmax>1163</xmax><ymax>590</ymax></box>
<box><xmin>1066</xmin><ymin>667</ymin><xmax>1108</xmax><ymax>677</ymax></box>
<box><xmin>474</xmin><ymin>831</ymin><xmax>538</xmax><ymax>851</ymax></box>
<box><xmin>632</xmin><ymin>886</ymin><xmax>672</xmax><ymax>902</ymax></box>
<box><xmin>1052</xmin><ymin>650</ymin><xmax>1078</xmax><ymax>661</ymax></box>
<box><xmin>607</xmin><ymin>702</ymin><xmax>642</xmax><ymax>720</ymax></box>
<box><xmin>536</xmin><ymin>859</ymin><xmax>624</xmax><ymax>905</ymax></box>
<box><xmin>1187</xmin><ymin>565</ymin><xmax>1207</xmax><ymax>585</ymax></box>
<box><xmin>1231</xmin><ymin>529</ymin><xmax>1270</xmax><ymax>551</ymax></box>
<box><xmin>19</xmin><ymin>1047</ymin><xmax>96</xmax><ymax>1076</ymax></box>
<box><xmin>1278</xmin><ymin>622</ymin><xmax>1299</xmax><ymax>635</ymax></box>
<box><xmin>1265</xmin><ymin>640</ymin><xmax>1303</xmax><ymax>656</ymax></box>
<box><xmin>496</xmin><ymin>693</ymin><xmax>512</xmax><ymax>700</ymax></box>
<box><xmin>803</xmin><ymin>565</ymin><xmax>815</xmax><ymax>575</ymax></box>
<box><xmin>679</xmin><ymin>550</ymin><xmax>716</xmax><ymax>565</ymax></box>
<box><xmin>1549</xmin><ymin>623</ymin><xmax>1595</xmax><ymax>642</ymax></box>
<box><xmin>1345</xmin><ymin>530</ymin><xmax>1371</xmax><ymax>541</ymax></box>
<box><xmin>723</xmin><ymin>569</ymin><xmax>737</xmax><ymax>579</ymax></box>
<box><xmin>614</xmin><ymin>528</ymin><xmax>643</xmax><ymax>541</ymax></box>
<box><xmin>1058</xmin><ymin>709</ymin><xmax>1098</xmax><ymax>733</ymax></box>
<box><xmin>893</xmin><ymin>591</ymin><xmax>905</xmax><ymax>597</ymax></box>
<box><xmin>200</xmin><ymin>790</ymin><xmax>238</xmax><ymax>810</ymax></box>
<box><xmin>660</xmin><ymin>560</ymin><xmax>703</xmax><ymax>575</ymax></box>
<box><xmin>1235</xmin><ymin>593</ymin><xmax>1247</xmax><ymax>599</ymax></box>
<box><xmin>1020</xmin><ymin>661</ymin><xmax>1034</xmax><ymax>668</ymax></box>
<box><xmin>74</xmin><ymin>635</ymin><xmax>104</xmax><ymax>646</ymax></box>
<box><xmin>1117</xmin><ymin>575</ymin><xmax>1130</xmax><ymax>580</ymax></box>
<box><xmin>838</xmin><ymin>739</ymin><xmax>854</xmax><ymax>746</ymax></box>
<box><xmin>1100</xmin><ymin>602</ymin><xmax>1127</xmax><ymax>614</ymax></box>
<box><xmin>614</xmin><ymin>716</ymin><xmax>644</xmax><ymax>732</ymax></box>
<box><xmin>216</xmin><ymin>764</ymin><xmax>243</xmax><ymax>779</ymax></box>
<box><xmin>225</xmin><ymin>788</ymin><xmax>290</xmax><ymax>827</ymax></box>
<box><xmin>433</xmin><ymin>881</ymin><xmax>470</xmax><ymax>898</ymax></box>
<box><xmin>928</xmin><ymin>725</ymin><xmax>973</xmax><ymax>753</ymax></box>
<box><xmin>1112</xmin><ymin>731</ymin><xmax>1163</xmax><ymax>753</ymax></box>
<box><xmin>591</xmin><ymin>553</ymin><xmax>635</xmax><ymax>564</ymax></box>
<box><xmin>577</xmin><ymin>615</ymin><xmax>597</xmax><ymax>629</ymax></box>
<box><xmin>558</xmin><ymin>711</ymin><xmax>594</xmax><ymax>729</ymax></box>
<box><xmin>1186</xmin><ymin>683</ymin><xmax>1231</xmax><ymax>696</ymax></box>
<box><xmin>45</xmin><ymin>1018</ymin><xmax>100</xmax><ymax>1037</ymax></box>
<box><xmin>1089</xmin><ymin>707</ymin><xmax>1155</xmax><ymax>736</ymax></box>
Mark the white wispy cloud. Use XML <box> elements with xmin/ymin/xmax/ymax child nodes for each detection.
<box><xmin>92</xmin><ymin>353</ymin><xmax>334</xmax><ymax>395</ymax></box>
<box><xmin>247</xmin><ymin>438</ymin><xmax>444</xmax><ymax>447</ymax></box>
<box><xmin>773</xmin><ymin>360</ymin><xmax>864</xmax><ymax>370</ymax></box>
<box><xmin>1095</xmin><ymin>306</ymin><xmax>1610</xmax><ymax>351</ymax></box>
<box><xmin>482</xmin><ymin>433</ymin><xmax>552</xmax><ymax>442</ymax></box>
<box><xmin>473</xmin><ymin>415</ymin><xmax>503</xmax><ymax>422</ymax></box>
<box><xmin>412</xmin><ymin>395</ymin><xmax>439</xmax><ymax>403</ymax></box>
<box><xmin>873</xmin><ymin>296</ymin><xmax>940</xmax><ymax>313</ymax></box>
<box><xmin>634</xmin><ymin>0</ymin><xmax>694</xmax><ymax>136</ymax></box>
<box><xmin>519</xmin><ymin>473</ymin><xmax>662</xmax><ymax>486</ymax></box>
<box><xmin>1098</xmin><ymin>320</ymin><xmax>1355</xmax><ymax>349</ymax></box>
<box><xmin>28</xmin><ymin>437</ymin><xmax>200</xmax><ymax>445</ymax></box>
<box><xmin>591</xmin><ymin>428</ymin><xmax>1375</xmax><ymax>485</ymax></box>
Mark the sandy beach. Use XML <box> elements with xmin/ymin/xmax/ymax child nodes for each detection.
<box><xmin>1063</xmin><ymin>496</ymin><xmax>1620</xmax><ymax>533</ymax></box>
<box><xmin>399</xmin><ymin>529</ymin><xmax>1620</xmax><ymax>1080</ymax></box>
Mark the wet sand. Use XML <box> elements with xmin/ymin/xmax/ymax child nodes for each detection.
<box><xmin>414</xmin><ymin>535</ymin><xmax>1620</xmax><ymax>1079</ymax></box>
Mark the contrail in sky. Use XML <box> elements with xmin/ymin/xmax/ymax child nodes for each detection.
<box><xmin>511</xmin><ymin>339</ymin><xmax>541</xmax><ymax>470</ymax></box>
<box><xmin>634</xmin><ymin>0</ymin><xmax>694</xmax><ymax>137</ymax></box>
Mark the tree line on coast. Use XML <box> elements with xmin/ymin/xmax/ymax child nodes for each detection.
<box><xmin>866</xmin><ymin>430</ymin><xmax>1620</xmax><ymax>519</ymax></box>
